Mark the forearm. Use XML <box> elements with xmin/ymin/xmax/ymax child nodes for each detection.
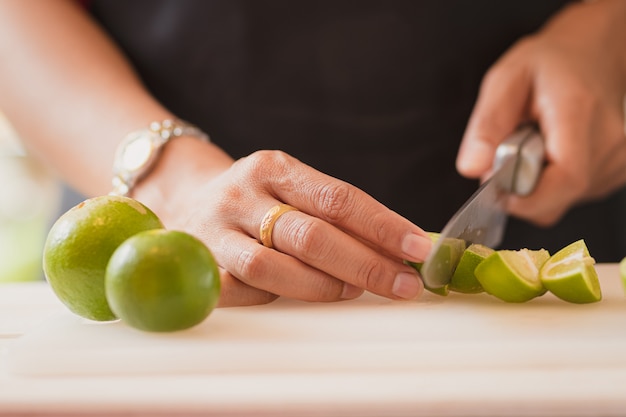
<box><xmin>0</xmin><ymin>0</ymin><xmax>190</xmax><ymax>197</ymax></box>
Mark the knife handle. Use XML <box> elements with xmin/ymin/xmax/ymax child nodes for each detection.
<box><xmin>493</xmin><ymin>124</ymin><xmax>545</xmax><ymax>196</ymax></box>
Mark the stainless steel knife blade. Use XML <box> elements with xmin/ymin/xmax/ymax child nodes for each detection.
<box><xmin>420</xmin><ymin>125</ymin><xmax>545</xmax><ymax>289</ymax></box>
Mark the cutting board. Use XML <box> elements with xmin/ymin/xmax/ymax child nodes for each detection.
<box><xmin>8</xmin><ymin>264</ymin><xmax>626</xmax><ymax>377</ymax></box>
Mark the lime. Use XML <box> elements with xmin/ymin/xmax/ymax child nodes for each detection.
<box><xmin>449</xmin><ymin>243</ymin><xmax>494</xmax><ymax>294</ymax></box>
<box><xmin>43</xmin><ymin>195</ymin><xmax>164</xmax><ymax>321</ymax></box>
<box><xmin>407</xmin><ymin>232</ymin><xmax>464</xmax><ymax>296</ymax></box>
<box><xmin>105</xmin><ymin>229</ymin><xmax>221</xmax><ymax>332</ymax></box>
<box><xmin>405</xmin><ymin>262</ymin><xmax>450</xmax><ymax>296</ymax></box>
<box><xmin>539</xmin><ymin>240</ymin><xmax>601</xmax><ymax>304</ymax></box>
<box><xmin>475</xmin><ymin>248</ymin><xmax>550</xmax><ymax>303</ymax></box>
<box><xmin>405</xmin><ymin>232</ymin><xmax>441</xmax><ymax>273</ymax></box>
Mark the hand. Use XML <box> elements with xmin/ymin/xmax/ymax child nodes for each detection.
<box><xmin>136</xmin><ymin>142</ymin><xmax>432</xmax><ymax>307</ymax></box>
<box><xmin>456</xmin><ymin>0</ymin><xmax>626</xmax><ymax>226</ymax></box>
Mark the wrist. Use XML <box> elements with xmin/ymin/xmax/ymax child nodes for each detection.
<box><xmin>130</xmin><ymin>134</ymin><xmax>234</xmax><ymax>227</ymax></box>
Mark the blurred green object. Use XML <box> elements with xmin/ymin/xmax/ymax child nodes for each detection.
<box><xmin>0</xmin><ymin>112</ymin><xmax>60</xmax><ymax>283</ymax></box>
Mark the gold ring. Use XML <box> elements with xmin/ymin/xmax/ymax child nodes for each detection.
<box><xmin>259</xmin><ymin>204</ymin><xmax>299</xmax><ymax>249</ymax></box>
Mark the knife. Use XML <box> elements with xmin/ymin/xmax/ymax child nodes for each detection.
<box><xmin>420</xmin><ymin>124</ymin><xmax>545</xmax><ymax>289</ymax></box>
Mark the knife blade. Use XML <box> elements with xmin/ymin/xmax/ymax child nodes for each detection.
<box><xmin>420</xmin><ymin>125</ymin><xmax>545</xmax><ymax>289</ymax></box>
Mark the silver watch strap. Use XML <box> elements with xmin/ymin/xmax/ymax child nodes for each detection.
<box><xmin>110</xmin><ymin>119</ymin><xmax>210</xmax><ymax>197</ymax></box>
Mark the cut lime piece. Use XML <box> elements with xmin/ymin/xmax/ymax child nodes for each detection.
<box><xmin>425</xmin><ymin>285</ymin><xmax>450</xmax><ymax>296</ymax></box>
<box><xmin>404</xmin><ymin>232</ymin><xmax>441</xmax><ymax>273</ymax></box>
<box><xmin>449</xmin><ymin>243</ymin><xmax>494</xmax><ymax>294</ymax></box>
<box><xmin>426</xmin><ymin>235</ymin><xmax>466</xmax><ymax>296</ymax></box>
<box><xmin>475</xmin><ymin>248</ymin><xmax>549</xmax><ymax>303</ymax></box>
<box><xmin>539</xmin><ymin>240</ymin><xmax>601</xmax><ymax>304</ymax></box>
<box><xmin>406</xmin><ymin>232</ymin><xmax>463</xmax><ymax>297</ymax></box>
<box><xmin>406</xmin><ymin>259</ymin><xmax>450</xmax><ymax>297</ymax></box>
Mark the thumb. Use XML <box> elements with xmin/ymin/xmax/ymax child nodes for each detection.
<box><xmin>457</xmin><ymin>52</ymin><xmax>532</xmax><ymax>179</ymax></box>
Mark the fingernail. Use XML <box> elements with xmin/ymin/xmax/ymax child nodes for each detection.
<box><xmin>402</xmin><ymin>233</ymin><xmax>432</xmax><ymax>262</ymax></box>
<box><xmin>341</xmin><ymin>283</ymin><xmax>364</xmax><ymax>299</ymax></box>
<box><xmin>392</xmin><ymin>272</ymin><xmax>423</xmax><ymax>299</ymax></box>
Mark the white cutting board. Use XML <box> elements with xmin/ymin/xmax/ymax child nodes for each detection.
<box><xmin>8</xmin><ymin>264</ymin><xmax>626</xmax><ymax>376</ymax></box>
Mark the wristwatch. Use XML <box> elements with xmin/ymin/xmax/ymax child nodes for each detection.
<box><xmin>110</xmin><ymin>119</ymin><xmax>210</xmax><ymax>197</ymax></box>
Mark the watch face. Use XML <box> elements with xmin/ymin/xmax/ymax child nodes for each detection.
<box><xmin>121</xmin><ymin>132</ymin><xmax>159</xmax><ymax>173</ymax></box>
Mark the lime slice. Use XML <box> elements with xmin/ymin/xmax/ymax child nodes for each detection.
<box><xmin>449</xmin><ymin>243</ymin><xmax>494</xmax><ymax>294</ymax></box>
<box><xmin>404</xmin><ymin>232</ymin><xmax>441</xmax><ymax>273</ymax></box>
<box><xmin>539</xmin><ymin>240</ymin><xmax>601</xmax><ymax>304</ymax></box>
<box><xmin>475</xmin><ymin>248</ymin><xmax>549</xmax><ymax>303</ymax></box>
<box><xmin>407</xmin><ymin>232</ymin><xmax>464</xmax><ymax>297</ymax></box>
<box><xmin>406</xmin><ymin>259</ymin><xmax>450</xmax><ymax>296</ymax></box>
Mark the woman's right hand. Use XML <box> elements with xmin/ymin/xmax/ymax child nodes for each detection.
<box><xmin>134</xmin><ymin>139</ymin><xmax>432</xmax><ymax>307</ymax></box>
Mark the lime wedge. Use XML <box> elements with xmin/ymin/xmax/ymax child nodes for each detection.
<box><xmin>475</xmin><ymin>248</ymin><xmax>550</xmax><ymax>303</ymax></box>
<box><xmin>405</xmin><ymin>232</ymin><xmax>442</xmax><ymax>273</ymax></box>
<box><xmin>449</xmin><ymin>243</ymin><xmax>494</xmax><ymax>294</ymax></box>
<box><xmin>406</xmin><ymin>232</ymin><xmax>464</xmax><ymax>296</ymax></box>
<box><xmin>406</xmin><ymin>260</ymin><xmax>450</xmax><ymax>296</ymax></box>
<box><xmin>539</xmin><ymin>240</ymin><xmax>601</xmax><ymax>304</ymax></box>
<box><xmin>424</xmin><ymin>281</ymin><xmax>450</xmax><ymax>296</ymax></box>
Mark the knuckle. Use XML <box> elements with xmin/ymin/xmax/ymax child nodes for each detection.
<box><xmin>315</xmin><ymin>181</ymin><xmax>354</xmax><ymax>223</ymax></box>
<box><xmin>355</xmin><ymin>257</ymin><xmax>388</xmax><ymax>292</ymax></box>
<box><xmin>289</xmin><ymin>219</ymin><xmax>328</xmax><ymax>260</ymax></box>
<box><xmin>371</xmin><ymin>213</ymin><xmax>394</xmax><ymax>243</ymax></box>
<box><xmin>213</xmin><ymin>183</ymin><xmax>245</xmax><ymax>215</ymax></box>
<box><xmin>240</xmin><ymin>150</ymin><xmax>293</xmax><ymax>177</ymax></box>
<box><xmin>309</xmin><ymin>280</ymin><xmax>343</xmax><ymax>302</ymax></box>
<box><xmin>236</xmin><ymin>150</ymin><xmax>298</xmax><ymax>193</ymax></box>
<box><xmin>235</xmin><ymin>247</ymin><xmax>268</xmax><ymax>280</ymax></box>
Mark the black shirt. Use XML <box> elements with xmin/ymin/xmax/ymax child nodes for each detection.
<box><xmin>89</xmin><ymin>0</ymin><xmax>626</xmax><ymax>261</ymax></box>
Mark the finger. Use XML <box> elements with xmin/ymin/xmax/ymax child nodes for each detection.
<box><xmin>506</xmin><ymin>92</ymin><xmax>592</xmax><ymax>225</ymax></box>
<box><xmin>217</xmin><ymin>269</ymin><xmax>279</xmax><ymax>307</ymax></box>
<box><xmin>247</xmin><ymin>152</ymin><xmax>432</xmax><ymax>264</ymax></box>
<box><xmin>457</xmin><ymin>42</ymin><xmax>533</xmax><ymax>179</ymax></box>
<box><xmin>269</xmin><ymin>209</ymin><xmax>424</xmax><ymax>300</ymax></box>
<box><xmin>506</xmin><ymin>164</ymin><xmax>577</xmax><ymax>226</ymax></box>
<box><xmin>241</xmin><ymin>200</ymin><xmax>422</xmax><ymax>300</ymax></box>
<box><xmin>284</xmin><ymin>177</ymin><xmax>433</xmax><ymax>264</ymax></box>
<box><xmin>217</xmin><ymin>229</ymin><xmax>364</xmax><ymax>302</ymax></box>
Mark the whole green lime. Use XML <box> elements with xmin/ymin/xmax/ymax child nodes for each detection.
<box><xmin>105</xmin><ymin>229</ymin><xmax>221</xmax><ymax>332</ymax></box>
<box><xmin>43</xmin><ymin>195</ymin><xmax>164</xmax><ymax>321</ymax></box>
